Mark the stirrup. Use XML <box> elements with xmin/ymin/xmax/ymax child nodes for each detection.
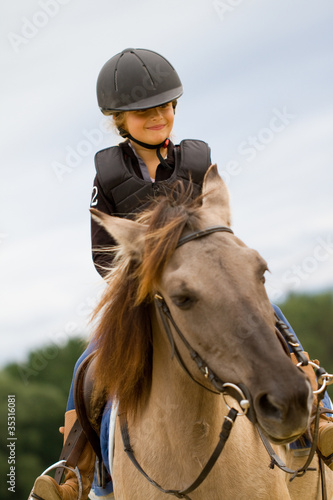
<box><xmin>28</xmin><ymin>460</ymin><xmax>83</xmax><ymax>500</ymax></box>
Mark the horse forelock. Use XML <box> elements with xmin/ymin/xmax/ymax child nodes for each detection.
<box><xmin>136</xmin><ymin>195</ymin><xmax>201</xmax><ymax>304</ymax></box>
<box><xmin>92</xmin><ymin>184</ymin><xmax>202</xmax><ymax>415</ymax></box>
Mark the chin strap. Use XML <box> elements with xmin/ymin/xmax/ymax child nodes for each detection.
<box><xmin>156</xmin><ymin>144</ymin><xmax>173</xmax><ymax>170</ymax></box>
<box><xmin>118</xmin><ymin>128</ymin><xmax>172</xmax><ymax>170</ymax></box>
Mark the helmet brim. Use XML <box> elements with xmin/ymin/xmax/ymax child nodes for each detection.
<box><xmin>100</xmin><ymin>86</ymin><xmax>183</xmax><ymax>114</ymax></box>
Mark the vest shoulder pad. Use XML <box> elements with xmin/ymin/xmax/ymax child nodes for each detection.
<box><xmin>176</xmin><ymin>140</ymin><xmax>211</xmax><ymax>184</ymax></box>
<box><xmin>94</xmin><ymin>145</ymin><xmax>154</xmax><ymax>214</ymax></box>
<box><xmin>94</xmin><ymin>145</ymin><xmax>130</xmax><ymax>196</ymax></box>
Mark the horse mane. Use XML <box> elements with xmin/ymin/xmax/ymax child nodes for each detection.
<box><xmin>91</xmin><ymin>183</ymin><xmax>202</xmax><ymax>415</ymax></box>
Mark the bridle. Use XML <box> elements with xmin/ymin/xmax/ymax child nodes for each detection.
<box><xmin>119</xmin><ymin>225</ymin><xmax>332</xmax><ymax>499</ymax></box>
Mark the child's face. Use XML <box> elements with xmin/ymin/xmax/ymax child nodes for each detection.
<box><xmin>124</xmin><ymin>102</ymin><xmax>175</xmax><ymax>146</ymax></box>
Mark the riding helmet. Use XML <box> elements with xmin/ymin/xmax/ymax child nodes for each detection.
<box><xmin>97</xmin><ymin>48</ymin><xmax>183</xmax><ymax>114</ymax></box>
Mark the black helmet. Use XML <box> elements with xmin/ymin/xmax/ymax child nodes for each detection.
<box><xmin>97</xmin><ymin>48</ymin><xmax>183</xmax><ymax>114</ymax></box>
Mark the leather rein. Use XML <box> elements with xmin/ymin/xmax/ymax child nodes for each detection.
<box><xmin>119</xmin><ymin>226</ymin><xmax>330</xmax><ymax>499</ymax></box>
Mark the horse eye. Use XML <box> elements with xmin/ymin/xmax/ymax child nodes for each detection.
<box><xmin>261</xmin><ymin>266</ymin><xmax>269</xmax><ymax>284</ymax></box>
<box><xmin>171</xmin><ymin>295</ymin><xmax>196</xmax><ymax>310</ymax></box>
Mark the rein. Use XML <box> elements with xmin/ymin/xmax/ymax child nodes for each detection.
<box><xmin>119</xmin><ymin>225</ymin><xmax>332</xmax><ymax>498</ymax></box>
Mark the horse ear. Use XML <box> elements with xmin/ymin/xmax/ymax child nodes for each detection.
<box><xmin>201</xmin><ymin>164</ymin><xmax>231</xmax><ymax>226</ymax></box>
<box><xmin>90</xmin><ymin>208</ymin><xmax>146</xmax><ymax>259</ymax></box>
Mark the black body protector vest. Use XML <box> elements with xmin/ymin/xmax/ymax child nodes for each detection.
<box><xmin>94</xmin><ymin>140</ymin><xmax>211</xmax><ymax>216</ymax></box>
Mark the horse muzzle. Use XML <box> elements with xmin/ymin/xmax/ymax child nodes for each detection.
<box><xmin>253</xmin><ymin>378</ymin><xmax>313</xmax><ymax>444</ymax></box>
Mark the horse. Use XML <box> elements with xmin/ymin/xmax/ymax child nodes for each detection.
<box><xmin>90</xmin><ymin>165</ymin><xmax>333</xmax><ymax>500</ymax></box>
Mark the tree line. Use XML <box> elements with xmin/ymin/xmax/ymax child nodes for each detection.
<box><xmin>0</xmin><ymin>291</ymin><xmax>332</xmax><ymax>499</ymax></box>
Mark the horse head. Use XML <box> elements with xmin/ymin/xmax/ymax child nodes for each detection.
<box><xmin>91</xmin><ymin>165</ymin><xmax>312</xmax><ymax>445</ymax></box>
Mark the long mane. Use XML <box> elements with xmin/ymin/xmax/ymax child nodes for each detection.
<box><xmin>92</xmin><ymin>184</ymin><xmax>202</xmax><ymax>415</ymax></box>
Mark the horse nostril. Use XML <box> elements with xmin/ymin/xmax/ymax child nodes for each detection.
<box><xmin>257</xmin><ymin>394</ymin><xmax>284</xmax><ymax>421</ymax></box>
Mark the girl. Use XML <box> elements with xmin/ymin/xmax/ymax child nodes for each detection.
<box><xmin>30</xmin><ymin>48</ymin><xmax>333</xmax><ymax>500</ymax></box>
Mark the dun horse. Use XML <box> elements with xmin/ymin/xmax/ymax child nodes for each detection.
<box><xmin>90</xmin><ymin>165</ymin><xmax>333</xmax><ymax>499</ymax></box>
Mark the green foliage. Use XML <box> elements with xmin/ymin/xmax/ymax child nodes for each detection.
<box><xmin>4</xmin><ymin>337</ymin><xmax>87</xmax><ymax>398</ymax></box>
<box><xmin>0</xmin><ymin>336</ymin><xmax>86</xmax><ymax>500</ymax></box>
<box><xmin>278</xmin><ymin>291</ymin><xmax>333</xmax><ymax>399</ymax></box>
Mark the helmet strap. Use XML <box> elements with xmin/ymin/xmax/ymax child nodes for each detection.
<box><xmin>156</xmin><ymin>144</ymin><xmax>172</xmax><ymax>170</ymax></box>
<box><xmin>118</xmin><ymin>128</ymin><xmax>172</xmax><ymax>170</ymax></box>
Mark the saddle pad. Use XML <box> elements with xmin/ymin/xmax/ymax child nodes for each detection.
<box><xmin>89</xmin><ymin>491</ymin><xmax>114</xmax><ymax>499</ymax></box>
<box><xmin>108</xmin><ymin>400</ymin><xmax>119</xmax><ymax>477</ymax></box>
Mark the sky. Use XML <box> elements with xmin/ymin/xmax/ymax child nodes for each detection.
<box><xmin>1</xmin><ymin>0</ymin><xmax>333</xmax><ymax>367</ymax></box>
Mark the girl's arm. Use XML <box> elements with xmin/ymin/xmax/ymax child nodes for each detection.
<box><xmin>90</xmin><ymin>176</ymin><xmax>118</xmax><ymax>277</ymax></box>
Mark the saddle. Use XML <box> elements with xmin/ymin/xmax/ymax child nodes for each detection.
<box><xmin>54</xmin><ymin>351</ymin><xmax>109</xmax><ymax>488</ymax></box>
